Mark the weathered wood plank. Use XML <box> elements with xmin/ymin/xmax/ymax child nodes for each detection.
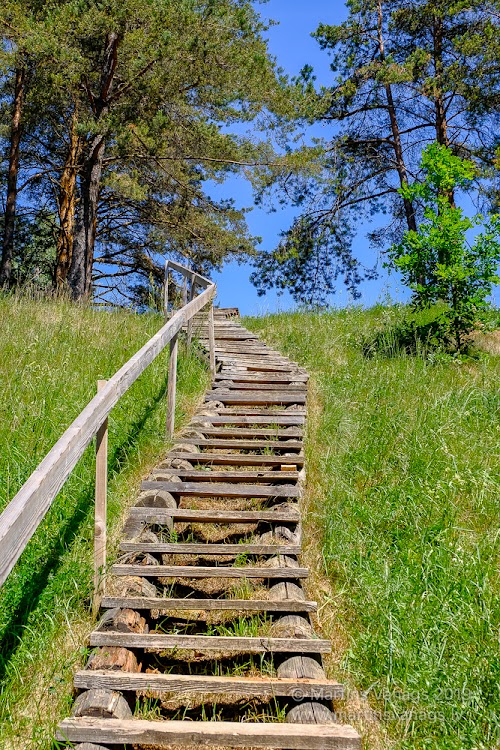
<box><xmin>192</xmin><ymin>427</ymin><xmax>303</xmax><ymax>437</ymax></box>
<box><xmin>56</xmin><ymin>718</ymin><xmax>360</xmax><ymax>749</ymax></box>
<box><xmin>206</xmin><ymin>393</ymin><xmax>306</xmax><ymax>405</ymax></box>
<box><xmin>150</xmin><ymin>469</ymin><xmax>299</xmax><ymax>483</ymax></box>
<box><xmin>89</xmin><ymin>632</ymin><xmax>332</xmax><ymax>654</ymax></box>
<box><xmin>128</xmin><ymin>507</ymin><xmax>300</xmax><ymax>522</ymax></box>
<box><xmin>100</xmin><ymin>596</ymin><xmax>317</xmax><ymax>612</ymax></box>
<box><xmin>111</xmin><ymin>564</ymin><xmax>308</xmax><ymax>579</ymax></box>
<box><xmin>167</xmin><ymin>452</ymin><xmax>304</xmax><ymax>467</ymax></box>
<box><xmin>140</xmin><ymin>481</ymin><xmax>299</xmax><ymax>498</ymax></box>
<box><xmin>120</xmin><ymin>542</ymin><xmax>301</xmax><ymax>555</ymax></box>
<box><xmin>212</xmin><ymin>383</ymin><xmax>307</xmax><ymax>393</ymax></box>
<box><xmin>192</xmin><ymin>415</ymin><xmax>305</xmax><ymax>425</ymax></box>
<box><xmin>73</xmin><ymin>671</ymin><xmax>343</xmax><ymax>699</ymax></box>
<box><xmin>177</xmin><ymin>438</ymin><xmax>303</xmax><ymax>450</ymax></box>
<box><xmin>214</xmin><ymin>374</ymin><xmax>308</xmax><ymax>384</ymax></box>
<box><xmin>206</xmin><ymin>409</ymin><xmax>307</xmax><ymax>417</ymax></box>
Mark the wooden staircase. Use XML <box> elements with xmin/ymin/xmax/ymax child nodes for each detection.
<box><xmin>56</xmin><ymin>309</ymin><xmax>361</xmax><ymax>749</ymax></box>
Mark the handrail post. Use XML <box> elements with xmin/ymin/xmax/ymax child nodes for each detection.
<box><xmin>164</xmin><ymin>263</ymin><xmax>169</xmax><ymax>322</ymax></box>
<box><xmin>186</xmin><ymin>273</ymin><xmax>196</xmax><ymax>349</ymax></box>
<box><xmin>166</xmin><ymin>334</ymin><xmax>178</xmax><ymax>438</ymax></box>
<box><xmin>208</xmin><ymin>302</ymin><xmax>216</xmax><ymax>379</ymax></box>
<box><xmin>93</xmin><ymin>379</ymin><xmax>108</xmax><ymax>614</ymax></box>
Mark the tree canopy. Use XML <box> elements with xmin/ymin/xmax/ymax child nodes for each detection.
<box><xmin>0</xmin><ymin>0</ymin><xmax>283</xmax><ymax>302</ymax></box>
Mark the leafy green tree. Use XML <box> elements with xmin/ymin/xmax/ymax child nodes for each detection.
<box><xmin>389</xmin><ymin>143</ymin><xmax>500</xmax><ymax>351</ymax></box>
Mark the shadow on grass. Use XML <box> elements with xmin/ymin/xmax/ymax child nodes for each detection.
<box><xmin>0</xmin><ymin>373</ymin><xmax>169</xmax><ymax>685</ymax></box>
<box><xmin>362</xmin><ymin>318</ymin><xmax>453</xmax><ymax>359</ymax></box>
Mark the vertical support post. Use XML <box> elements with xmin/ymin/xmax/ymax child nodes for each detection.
<box><xmin>164</xmin><ymin>265</ymin><xmax>169</xmax><ymax>323</ymax></box>
<box><xmin>166</xmin><ymin>334</ymin><xmax>178</xmax><ymax>438</ymax></box>
<box><xmin>208</xmin><ymin>302</ymin><xmax>216</xmax><ymax>379</ymax></box>
<box><xmin>93</xmin><ymin>379</ymin><xmax>108</xmax><ymax>614</ymax></box>
<box><xmin>186</xmin><ymin>274</ymin><xmax>196</xmax><ymax>349</ymax></box>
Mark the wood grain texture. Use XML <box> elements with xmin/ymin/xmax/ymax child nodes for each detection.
<box><xmin>111</xmin><ymin>564</ymin><xmax>308</xmax><ymax>579</ymax></box>
<box><xmin>119</xmin><ymin>542</ymin><xmax>301</xmax><ymax>555</ymax></box>
<box><xmin>128</xmin><ymin>507</ymin><xmax>300</xmax><ymax>523</ymax></box>
<box><xmin>150</xmin><ymin>469</ymin><xmax>299</xmax><ymax>483</ymax></box>
<box><xmin>140</xmin><ymin>481</ymin><xmax>299</xmax><ymax>498</ymax></box>
<box><xmin>166</xmin><ymin>452</ymin><xmax>304</xmax><ymax>467</ymax></box>
<box><xmin>56</xmin><ymin>718</ymin><xmax>360</xmax><ymax>748</ymax></box>
<box><xmin>73</xmin><ymin>670</ymin><xmax>343</xmax><ymax>699</ymax></box>
<box><xmin>100</xmin><ymin>596</ymin><xmax>317</xmax><ymax>612</ymax></box>
<box><xmin>89</xmin><ymin>632</ymin><xmax>332</xmax><ymax>653</ymax></box>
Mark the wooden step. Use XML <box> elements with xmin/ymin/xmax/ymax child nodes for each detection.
<box><xmin>215</xmin><ymin>374</ymin><xmax>308</xmax><ymax>384</ymax></box>
<box><xmin>111</xmin><ymin>564</ymin><xmax>308</xmax><ymax>579</ymax></box>
<box><xmin>57</xmin><ymin>717</ymin><xmax>361</xmax><ymax>749</ymax></box>
<box><xmin>140</xmin><ymin>481</ymin><xmax>299</xmax><ymax>497</ymax></box>
<box><xmin>101</xmin><ymin>596</ymin><xmax>317</xmax><ymax>612</ymax></box>
<box><xmin>211</xmin><ymin>383</ymin><xmax>306</xmax><ymax>393</ymax></box>
<box><xmin>193</xmin><ymin>415</ymin><xmax>305</xmax><ymax>425</ymax></box>
<box><xmin>150</xmin><ymin>469</ymin><xmax>299</xmax><ymax>483</ymax></box>
<box><xmin>204</xmin><ymin>412</ymin><xmax>306</xmax><ymax>419</ymax></box>
<box><xmin>194</xmin><ymin>427</ymin><xmax>303</xmax><ymax>438</ymax></box>
<box><xmin>73</xmin><ymin>670</ymin><xmax>343</xmax><ymax>699</ymax></box>
<box><xmin>120</xmin><ymin>542</ymin><xmax>301</xmax><ymax>555</ymax></box>
<box><xmin>206</xmin><ymin>393</ymin><xmax>306</xmax><ymax>405</ymax></box>
<box><xmin>167</xmin><ymin>452</ymin><xmax>304</xmax><ymax>467</ymax></box>
<box><xmin>89</xmin><ymin>632</ymin><xmax>332</xmax><ymax>653</ymax></box>
<box><xmin>219</xmin><ymin>362</ymin><xmax>303</xmax><ymax>373</ymax></box>
<box><xmin>179</xmin><ymin>439</ymin><xmax>303</xmax><ymax>450</ymax></box>
<box><xmin>129</xmin><ymin>507</ymin><xmax>300</xmax><ymax>523</ymax></box>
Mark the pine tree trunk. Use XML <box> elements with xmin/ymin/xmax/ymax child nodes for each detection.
<box><xmin>376</xmin><ymin>1</ymin><xmax>418</xmax><ymax>235</ymax></box>
<box><xmin>68</xmin><ymin>134</ymin><xmax>106</xmax><ymax>299</ymax></box>
<box><xmin>0</xmin><ymin>67</ymin><xmax>25</xmax><ymax>287</ymax></box>
<box><xmin>68</xmin><ymin>32</ymin><xmax>119</xmax><ymax>301</ymax></box>
<box><xmin>55</xmin><ymin>111</ymin><xmax>83</xmax><ymax>290</ymax></box>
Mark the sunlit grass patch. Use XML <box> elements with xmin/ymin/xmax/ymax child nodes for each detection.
<box><xmin>245</xmin><ymin>306</ymin><xmax>499</xmax><ymax>750</ymax></box>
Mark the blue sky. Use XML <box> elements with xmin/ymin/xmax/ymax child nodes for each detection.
<box><xmin>212</xmin><ymin>0</ymin><xmax>409</xmax><ymax>315</ymax></box>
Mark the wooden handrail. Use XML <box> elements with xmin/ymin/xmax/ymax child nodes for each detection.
<box><xmin>0</xmin><ymin>266</ymin><xmax>216</xmax><ymax>588</ymax></box>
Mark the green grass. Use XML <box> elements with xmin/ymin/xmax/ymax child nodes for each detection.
<box><xmin>0</xmin><ymin>296</ymin><xmax>209</xmax><ymax>748</ymax></box>
<box><xmin>245</xmin><ymin>306</ymin><xmax>499</xmax><ymax>750</ymax></box>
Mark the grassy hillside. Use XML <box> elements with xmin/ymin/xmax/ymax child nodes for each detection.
<box><xmin>0</xmin><ymin>297</ymin><xmax>209</xmax><ymax>748</ymax></box>
<box><xmin>245</xmin><ymin>307</ymin><xmax>499</xmax><ymax>750</ymax></box>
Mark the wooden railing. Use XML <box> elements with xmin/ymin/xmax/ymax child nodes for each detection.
<box><xmin>0</xmin><ymin>261</ymin><xmax>216</xmax><ymax>597</ymax></box>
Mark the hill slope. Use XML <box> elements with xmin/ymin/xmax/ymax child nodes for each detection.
<box><xmin>245</xmin><ymin>307</ymin><xmax>499</xmax><ymax>750</ymax></box>
<box><xmin>0</xmin><ymin>297</ymin><xmax>208</xmax><ymax>747</ymax></box>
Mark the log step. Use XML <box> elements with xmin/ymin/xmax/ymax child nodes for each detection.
<box><xmin>120</xmin><ymin>542</ymin><xmax>301</xmax><ymax>555</ymax></box>
<box><xmin>166</xmin><ymin>452</ymin><xmax>304</xmax><ymax>467</ymax></box>
<box><xmin>203</xmin><ymin>409</ymin><xmax>307</xmax><ymax>417</ymax></box>
<box><xmin>140</xmin><ymin>481</ymin><xmax>299</xmax><ymax>497</ymax></box>
<box><xmin>89</xmin><ymin>632</ymin><xmax>332</xmax><ymax>653</ymax></box>
<box><xmin>56</xmin><ymin>718</ymin><xmax>360</xmax><ymax>749</ymax></box>
<box><xmin>176</xmin><ymin>439</ymin><xmax>303</xmax><ymax>450</ymax></box>
<box><xmin>206</xmin><ymin>393</ymin><xmax>306</xmax><ymax>405</ymax></box>
<box><xmin>193</xmin><ymin>415</ymin><xmax>305</xmax><ymax>425</ymax></box>
<box><xmin>128</xmin><ymin>507</ymin><xmax>300</xmax><ymax>523</ymax></box>
<box><xmin>191</xmin><ymin>426</ymin><xmax>304</xmax><ymax>437</ymax></box>
<box><xmin>111</xmin><ymin>564</ymin><xmax>308</xmax><ymax>579</ymax></box>
<box><xmin>74</xmin><ymin>670</ymin><xmax>344</xmax><ymax>699</ymax></box>
<box><xmin>101</xmin><ymin>596</ymin><xmax>317</xmax><ymax>612</ymax></box>
<box><xmin>149</xmin><ymin>469</ymin><xmax>299</xmax><ymax>483</ymax></box>
<box><xmin>214</xmin><ymin>374</ymin><xmax>309</xmax><ymax>384</ymax></box>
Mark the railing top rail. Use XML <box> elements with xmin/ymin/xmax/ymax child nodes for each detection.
<box><xmin>0</xmin><ymin>264</ymin><xmax>215</xmax><ymax>588</ymax></box>
<box><xmin>165</xmin><ymin>260</ymin><xmax>212</xmax><ymax>289</ymax></box>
